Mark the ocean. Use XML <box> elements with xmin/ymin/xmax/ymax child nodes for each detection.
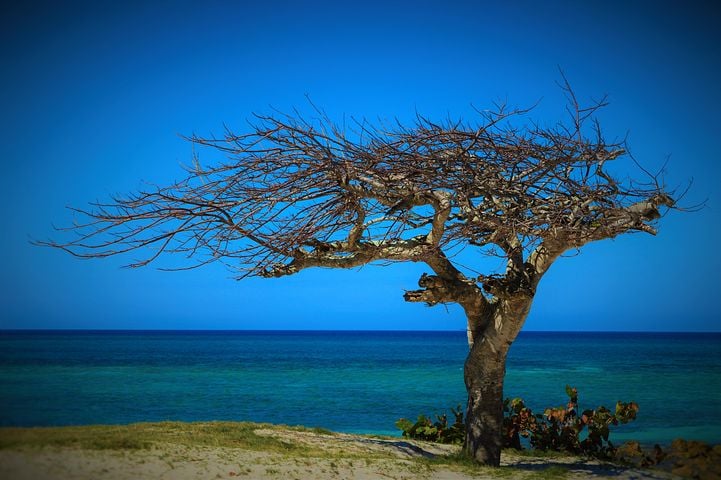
<box><xmin>0</xmin><ymin>330</ymin><xmax>719</xmax><ymax>446</ymax></box>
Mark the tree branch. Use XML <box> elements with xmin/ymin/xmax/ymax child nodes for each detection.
<box><xmin>39</xmin><ymin>94</ymin><xmax>677</xmax><ymax>295</ymax></box>
<box><xmin>260</xmin><ymin>236</ymin><xmax>429</xmax><ymax>278</ymax></box>
<box><xmin>526</xmin><ymin>193</ymin><xmax>676</xmax><ymax>282</ymax></box>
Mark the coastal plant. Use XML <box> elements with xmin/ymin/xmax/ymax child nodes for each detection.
<box><xmin>515</xmin><ymin>385</ymin><xmax>639</xmax><ymax>459</ymax></box>
<box><xmin>396</xmin><ymin>405</ymin><xmax>465</xmax><ymax>444</ymax></box>
<box><xmin>40</xmin><ymin>77</ymin><xmax>680</xmax><ymax>466</ymax></box>
<box><xmin>502</xmin><ymin>397</ymin><xmax>538</xmax><ymax>450</ymax></box>
<box><xmin>400</xmin><ymin>386</ymin><xmax>639</xmax><ymax>460</ymax></box>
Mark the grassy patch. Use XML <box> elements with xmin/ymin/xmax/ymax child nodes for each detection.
<box><xmin>421</xmin><ymin>451</ymin><xmax>513</xmax><ymax>477</ymax></box>
<box><xmin>0</xmin><ymin>424</ymin><xmax>154</xmax><ymax>450</ymax></box>
<box><xmin>527</xmin><ymin>465</ymin><xmax>570</xmax><ymax>479</ymax></box>
<box><xmin>422</xmin><ymin>450</ymin><xmax>573</xmax><ymax>479</ymax></box>
<box><xmin>508</xmin><ymin>448</ymin><xmax>572</xmax><ymax>459</ymax></box>
<box><xmin>285</xmin><ymin>425</ymin><xmax>334</xmax><ymax>435</ymax></box>
<box><xmin>0</xmin><ymin>421</ymin><xmax>312</xmax><ymax>453</ymax></box>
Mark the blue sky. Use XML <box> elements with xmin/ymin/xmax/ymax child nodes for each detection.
<box><xmin>1</xmin><ymin>0</ymin><xmax>719</xmax><ymax>331</ymax></box>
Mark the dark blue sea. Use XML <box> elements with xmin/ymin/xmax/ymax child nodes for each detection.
<box><xmin>1</xmin><ymin>330</ymin><xmax>719</xmax><ymax>446</ymax></box>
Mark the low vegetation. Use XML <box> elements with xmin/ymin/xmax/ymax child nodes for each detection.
<box><xmin>0</xmin><ymin>421</ymin><xmax>313</xmax><ymax>453</ymax></box>
<box><xmin>395</xmin><ymin>404</ymin><xmax>466</xmax><ymax>445</ymax></box>
<box><xmin>397</xmin><ymin>387</ymin><xmax>721</xmax><ymax>479</ymax></box>
<box><xmin>0</xmin><ymin>421</ymin><xmax>583</xmax><ymax>479</ymax></box>
<box><xmin>504</xmin><ymin>385</ymin><xmax>639</xmax><ymax>458</ymax></box>
<box><xmin>397</xmin><ymin>386</ymin><xmax>638</xmax><ymax>460</ymax></box>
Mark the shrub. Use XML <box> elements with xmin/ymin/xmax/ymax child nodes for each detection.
<box><xmin>397</xmin><ymin>386</ymin><xmax>639</xmax><ymax>460</ymax></box>
<box><xmin>395</xmin><ymin>404</ymin><xmax>465</xmax><ymax>444</ymax></box>
<box><xmin>507</xmin><ymin>385</ymin><xmax>639</xmax><ymax>459</ymax></box>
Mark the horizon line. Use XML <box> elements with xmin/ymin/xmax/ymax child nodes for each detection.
<box><xmin>1</xmin><ymin>328</ymin><xmax>719</xmax><ymax>334</ymax></box>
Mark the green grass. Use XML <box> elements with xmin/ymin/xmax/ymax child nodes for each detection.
<box><xmin>0</xmin><ymin>421</ymin><xmax>309</xmax><ymax>453</ymax></box>
<box><xmin>284</xmin><ymin>425</ymin><xmax>335</xmax><ymax>435</ymax></box>
<box><xmin>510</xmin><ymin>448</ymin><xmax>573</xmax><ymax>459</ymax></box>
<box><xmin>421</xmin><ymin>450</ymin><xmax>573</xmax><ymax>479</ymax></box>
<box><xmin>421</xmin><ymin>451</ymin><xmax>518</xmax><ymax>478</ymax></box>
<box><xmin>527</xmin><ymin>465</ymin><xmax>570</xmax><ymax>479</ymax></box>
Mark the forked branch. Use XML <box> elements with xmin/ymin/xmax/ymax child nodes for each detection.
<box><xmin>38</xmin><ymin>94</ymin><xmax>676</xmax><ymax>312</ymax></box>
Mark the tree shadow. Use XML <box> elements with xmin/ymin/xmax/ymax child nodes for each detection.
<box><xmin>510</xmin><ymin>460</ymin><xmax>671</xmax><ymax>479</ymax></box>
<box><xmin>353</xmin><ymin>438</ymin><xmax>440</xmax><ymax>458</ymax></box>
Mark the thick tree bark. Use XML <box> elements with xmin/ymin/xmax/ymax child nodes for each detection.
<box><xmin>463</xmin><ymin>337</ymin><xmax>509</xmax><ymax>466</ymax></box>
<box><xmin>463</xmin><ymin>295</ymin><xmax>532</xmax><ymax>466</ymax></box>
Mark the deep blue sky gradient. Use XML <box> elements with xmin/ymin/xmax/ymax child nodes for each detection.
<box><xmin>1</xmin><ymin>0</ymin><xmax>719</xmax><ymax>331</ymax></box>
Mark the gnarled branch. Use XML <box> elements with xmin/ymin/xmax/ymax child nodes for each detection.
<box><xmin>37</xmin><ymin>92</ymin><xmax>677</xmax><ymax>340</ymax></box>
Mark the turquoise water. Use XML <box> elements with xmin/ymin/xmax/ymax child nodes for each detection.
<box><xmin>0</xmin><ymin>330</ymin><xmax>719</xmax><ymax>446</ymax></box>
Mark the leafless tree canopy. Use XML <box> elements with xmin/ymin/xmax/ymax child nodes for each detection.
<box><xmin>43</xmin><ymin>88</ymin><xmax>675</xmax><ymax>309</ymax></box>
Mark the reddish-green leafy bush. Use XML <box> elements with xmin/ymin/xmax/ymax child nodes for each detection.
<box><xmin>505</xmin><ymin>385</ymin><xmax>639</xmax><ymax>458</ymax></box>
<box><xmin>397</xmin><ymin>386</ymin><xmax>639</xmax><ymax>460</ymax></box>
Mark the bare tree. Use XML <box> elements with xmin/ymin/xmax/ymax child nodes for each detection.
<box><xmin>39</xmin><ymin>85</ymin><xmax>678</xmax><ymax>466</ymax></box>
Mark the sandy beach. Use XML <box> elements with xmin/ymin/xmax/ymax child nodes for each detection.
<box><xmin>0</xmin><ymin>422</ymin><xmax>683</xmax><ymax>480</ymax></box>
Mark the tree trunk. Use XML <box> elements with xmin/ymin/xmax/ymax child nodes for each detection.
<box><xmin>463</xmin><ymin>337</ymin><xmax>509</xmax><ymax>466</ymax></box>
<box><xmin>462</xmin><ymin>296</ymin><xmax>532</xmax><ymax>466</ymax></box>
